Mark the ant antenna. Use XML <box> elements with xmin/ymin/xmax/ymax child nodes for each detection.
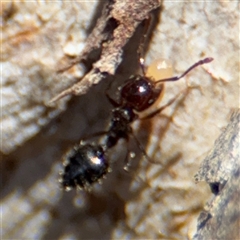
<box><xmin>137</xmin><ymin>15</ymin><xmax>153</xmax><ymax>76</ymax></box>
<box><xmin>155</xmin><ymin>57</ymin><xmax>214</xmax><ymax>83</ymax></box>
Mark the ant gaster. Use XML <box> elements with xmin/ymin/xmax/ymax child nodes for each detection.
<box><xmin>60</xmin><ymin>21</ymin><xmax>213</xmax><ymax>191</ymax></box>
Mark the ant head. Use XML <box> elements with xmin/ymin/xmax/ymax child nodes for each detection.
<box><xmin>61</xmin><ymin>144</ymin><xmax>109</xmax><ymax>190</ymax></box>
<box><xmin>120</xmin><ymin>75</ymin><xmax>163</xmax><ymax>112</ymax></box>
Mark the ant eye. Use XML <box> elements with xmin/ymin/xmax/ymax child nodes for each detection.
<box><xmin>146</xmin><ymin>58</ymin><xmax>173</xmax><ymax>80</ymax></box>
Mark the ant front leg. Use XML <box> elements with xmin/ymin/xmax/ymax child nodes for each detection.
<box><xmin>140</xmin><ymin>87</ymin><xmax>191</xmax><ymax>120</ymax></box>
<box><xmin>142</xmin><ymin>57</ymin><xmax>214</xmax><ymax>119</ymax></box>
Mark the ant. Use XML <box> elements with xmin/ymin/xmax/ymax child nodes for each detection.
<box><xmin>59</xmin><ymin>18</ymin><xmax>213</xmax><ymax>191</ymax></box>
<box><xmin>60</xmin><ymin>55</ymin><xmax>213</xmax><ymax>191</ymax></box>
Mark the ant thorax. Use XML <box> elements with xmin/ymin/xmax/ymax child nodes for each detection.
<box><xmin>105</xmin><ymin>106</ymin><xmax>136</xmax><ymax>148</ymax></box>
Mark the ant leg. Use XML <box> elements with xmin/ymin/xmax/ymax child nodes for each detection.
<box><xmin>105</xmin><ymin>91</ymin><xmax>120</xmax><ymax>107</ymax></box>
<box><xmin>129</xmin><ymin>131</ymin><xmax>163</xmax><ymax>165</ymax></box>
<box><xmin>123</xmin><ymin>148</ymin><xmax>136</xmax><ymax>172</ymax></box>
<box><xmin>155</xmin><ymin>57</ymin><xmax>214</xmax><ymax>84</ymax></box>
<box><xmin>140</xmin><ymin>87</ymin><xmax>190</xmax><ymax>120</ymax></box>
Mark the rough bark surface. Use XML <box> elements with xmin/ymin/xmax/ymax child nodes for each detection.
<box><xmin>194</xmin><ymin>110</ymin><xmax>240</xmax><ymax>240</ymax></box>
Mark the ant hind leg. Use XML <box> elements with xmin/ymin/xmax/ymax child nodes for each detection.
<box><xmin>129</xmin><ymin>132</ymin><xmax>163</xmax><ymax>165</ymax></box>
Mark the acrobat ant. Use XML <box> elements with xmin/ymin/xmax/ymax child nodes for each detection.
<box><xmin>59</xmin><ymin>18</ymin><xmax>213</xmax><ymax>191</ymax></box>
<box><xmin>60</xmin><ymin>55</ymin><xmax>213</xmax><ymax>191</ymax></box>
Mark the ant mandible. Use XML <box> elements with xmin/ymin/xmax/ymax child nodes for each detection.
<box><xmin>59</xmin><ymin>20</ymin><xmax>213</xmax><ymax>191</ymax></box>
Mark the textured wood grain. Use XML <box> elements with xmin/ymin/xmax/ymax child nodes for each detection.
<box><xmin>194</xmin><ymin>109</ymin><xmax>240</xmax><ymax>239</ymax></box>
